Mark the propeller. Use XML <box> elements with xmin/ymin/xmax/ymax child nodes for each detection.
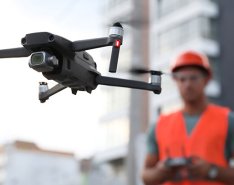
<box><xmin>129</xmin><ymin>67</ymin><xmax>171</xmax><ymax>76</ymax></box>
<box><xmin>0</xmin><ymin>47</ymin><xmax>32</xmax><ymax>58</ymax></box>
<box><xmin>104</xmin><ymin>17</ymin><xmax>148</xmax><ymax>30</ymax></box>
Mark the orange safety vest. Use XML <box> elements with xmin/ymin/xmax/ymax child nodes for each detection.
<box><xmin>155</xmin><ymin>104</ymin><xmax>230</xmax><ymax>185</ymax></box>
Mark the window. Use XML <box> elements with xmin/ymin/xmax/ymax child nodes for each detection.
<box><xmin>158</xmin><ymin>16</ymin><xmax>213</xmax><ymax>55</ymax></box>
<box><xmin>158</xmin><ymin>0</ymin><xmax>193</xmax><ymax>17</ymax></box>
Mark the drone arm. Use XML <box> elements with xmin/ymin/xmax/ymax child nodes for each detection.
<box><xmin>0</xmin><ymin>47</ymin><xmax>32</xmax><ymax>58</ymax></box>
<box><xmin>72</xmin><ymin>37</ymin><xmax>114</xmax><ymax>51</ymax></box>
<box><xmin>109</xmin><ymin>42</ymin><xmax>120</xmax><ymax>73</ymax></box>
<box><xmin>96</xmin><ymin>76</ymin><xmax>161</xmax><ymax>94</ymax></box>
<box><xmin>72</xmin><ymin>36</ymin><xmax>122</xmax><ymax>73</ymax></box>
<box><xmin>39</xmin><ymin>83</ymin><xmax>67</xmax><ymax>103</ymax></box>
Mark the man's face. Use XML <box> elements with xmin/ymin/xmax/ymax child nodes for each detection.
<box><xmin>173</xmin><ymin>67</ymin><xmax>209</xmax><ymax>103</ymax></box>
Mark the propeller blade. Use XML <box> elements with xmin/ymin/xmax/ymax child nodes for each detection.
<box><xmin>0</xmin><ymin>47</ymin><xmax>31</xmax><ymax>58</ymax></box>
<box><xmin>104</xmin><ymin>19</ymin><xmax>147</xmax><ymax>30</ymax></box>
<box><xmin>129</xmin><ymin>68</ymin><xmax>150</xmax><ymax>74</ymax></box>
<box><xmin>130</xmin><ymin>67</ymin><xmax>171</xmax><ymax>76</ymax></box>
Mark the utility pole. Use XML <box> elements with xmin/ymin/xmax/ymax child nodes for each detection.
<box><xmin>127</xmin><ymin>0</ymin><xmax>150</xmax><ymax>185</ymax></box>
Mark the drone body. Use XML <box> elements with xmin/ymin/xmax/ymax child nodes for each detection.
<box><xmin>0</xmin><ymin>23</ymin><xmax>162</xmax><ymax>103</ymax></box>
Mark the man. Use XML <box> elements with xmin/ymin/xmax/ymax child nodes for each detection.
<box><xmin>141</xmin><ymin>50</ymin><xmax>234</xmax><ymax>185</ymax></box>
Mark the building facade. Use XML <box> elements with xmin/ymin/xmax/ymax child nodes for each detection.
<box><xmin>95</xmin><ymin>0</ymin><xmax>133</xmax><ymax>172</ymax></box>
<box><xmin>0</xmin><ymin>140</ymin><xmax>79</xmax><ymax>185</ymax></box>
<box><xmin>217</xmin><ymin>1</ymin><xmax>234</xmax><ymax>110</ymax></box>
<box><xmin>94</xmin><ymin>1</ymin><xmax>150</xmax><ymax>185</ymax></box>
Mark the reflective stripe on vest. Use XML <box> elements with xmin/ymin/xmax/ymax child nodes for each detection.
<box><xmin>155</xmin><ymin>104</ymin><xmax>230</xmax><ymax>185</ymax></box>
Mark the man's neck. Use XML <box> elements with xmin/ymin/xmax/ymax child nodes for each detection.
<box><xmin>183</xmin><ymin>98</ymin><xmax>208</xmax><ymax>115</ymax></box>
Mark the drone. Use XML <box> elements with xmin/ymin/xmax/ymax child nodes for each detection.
<box><xmin>0</xmin><ymin>22</ymin><xmax>162</xmax><ymax>103</ymax></box>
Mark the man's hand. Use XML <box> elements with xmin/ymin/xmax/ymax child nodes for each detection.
<box><xmin>188</xmin><ymin>156</ymin><xmax>211</xmax><ymax>180</ymax></box>
<box><xmin>142</xmin><ymin>155</ymin><xmax>188</xmax><ymax>185</ymax></box>
<box><xmin>156</xmin><ymin>159</ymin><xmax>189</xmax><ymax>182</ymax></box>
<box><xmin>155</xmin><ymin>159</ymin><xmax>175</xmax><ymax>182</ymax></box>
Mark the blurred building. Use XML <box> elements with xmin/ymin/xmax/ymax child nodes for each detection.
<box><xmin>93</xmin><ymin>0</ymin><xmax>150</xmax><ymax>185</ymax></box>
<box><xmin>0</xmin><ymin>140</ymin><xmax>79</xmax><ymax>185</ymax></box>
<box><xmin>217</xmin><ymin>1</ymin><xmax>234</xmax><ymax>110</ymax></box>
<box><xmin>80</xmin><ymin>158</ymin><xmax>125</xmax><ymax>185</ymax></box>
<box><xmin>98</xmin><ymin>0</ymin><xmax>132</xmax><ymax>154</ymax></box>
<box><xmin>94</xmin><ymin>0</ymin><xmax>133</xmax><ymax>185</ymax></box>
<box><xmin>149</xmin><ymin>0</ymin><xmax>226</xmax><ymax>118</ymax></box>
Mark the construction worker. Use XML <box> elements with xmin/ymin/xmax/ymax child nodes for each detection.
<box><xmin>141</xmin><ymin>50</ymin><xmax>234</xmax><ymax>185</ymax></box>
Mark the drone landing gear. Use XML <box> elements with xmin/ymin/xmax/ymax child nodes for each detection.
<box><xmin>39</xmin><ymin>82</ymin><xmax>66</xmax><ymax>103</ymax></box>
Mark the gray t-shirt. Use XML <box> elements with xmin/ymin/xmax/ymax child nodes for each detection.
<box><xmin>147</xmin><ymin>112</ymin><xmax>234</xmax><ymax>161</ymax></box>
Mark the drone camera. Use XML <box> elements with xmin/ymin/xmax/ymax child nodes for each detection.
<box><xmin>29</xmin><ymin>51</ymin><xmax>59</xmax><ymax>72</ymax></box>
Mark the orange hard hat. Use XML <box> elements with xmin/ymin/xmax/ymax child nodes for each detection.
<box><xmin>171</xmin><ymin>50</ymin><xmax>212</xmax><ymax>77</ymax></box>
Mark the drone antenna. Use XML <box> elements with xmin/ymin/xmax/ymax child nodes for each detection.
<box><xmin>108</xmin><ymin>22</ymin><xmax>124</xmax><ymax>73</ymax></box>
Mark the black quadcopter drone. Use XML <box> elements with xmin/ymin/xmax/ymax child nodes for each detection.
<box><xmin>0</xmin><ymin>22</ymin><xmax>162</xmax><ymax>103</ymax></box>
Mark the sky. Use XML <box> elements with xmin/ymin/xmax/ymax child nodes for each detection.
<box><xmin>0</xmin><ymin>0</ymin><xmax>108</xmax><ymax>158</ymax></box>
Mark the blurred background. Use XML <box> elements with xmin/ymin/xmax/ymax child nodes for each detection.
<box><xmin>0</xmin><ymin>0</ymin><xmax>234</xmax><ymax>185</ymax></box>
